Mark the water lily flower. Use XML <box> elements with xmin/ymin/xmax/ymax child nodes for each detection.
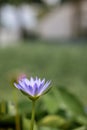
<box><xmin>14</xmin><ymin>76</ymin><xmax>51</xmax><ymax>100</ymax></box>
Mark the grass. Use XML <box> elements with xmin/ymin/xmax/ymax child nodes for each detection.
<box><xmin>0</xmin><ymin>42</ymin><xmax>87</xmax><ymax>106</ymax></box>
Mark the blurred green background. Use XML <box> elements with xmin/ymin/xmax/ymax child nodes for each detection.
<box><xmin>0</xmin><ymin>42</ymin><xmax>87</xmax><ymax>105</ymax></box>
<box><xmin>0</xmin><ymin>42</ymin><xmax>87</xmax><ymax>130</ymax></box>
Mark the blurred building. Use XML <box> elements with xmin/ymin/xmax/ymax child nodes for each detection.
<box><xmin>42</xmin><ymin>0</ymin><xmax>61</xmax><ymax>6</ymax></box>
<box><xmin>0</xmin><ymin>0</ymin><xmax>87</xmax><ymax>45</ymax></box>
<box><xmin>38</xmin><ymin>0</ymin><xmax>87</xmax><ymax>40</ymax></box>
<box><xmin>0</xmin><ymin>4</ymin><xmax>21</xmax><ymax>46</ymax></box>
<box><xmin>0</xmin><ymin>3</ymin><xmax>39</xmax><ymax>45</ymax></box>
<box><xmin>17</xmin><ymin>3</ymin><xmax>39</xmax><ymax>40</ymax></box>
<box><xmin>38</xmin><ymin>3</ymin><xmax>74</xmax><ymax>39</ymax></box>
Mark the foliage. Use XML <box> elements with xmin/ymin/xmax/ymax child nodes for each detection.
<box><xmin>0</xmin><ymin>43</ymin><xmax>87</xmax><ymax>105</ymax></box>
<box><xmin>0</xmin><ymin>42</ymin><xmax>87</xmax><ymax>129</ymax></box>
<box><xmin>0</xmin><ymin>86</ymin><xmax>87</xmax><ymax>130</ymax></box>
<box><xmin>0</xmin><ymin>0</ymin><xmax>42</xmax><ymax>5</ymax></box>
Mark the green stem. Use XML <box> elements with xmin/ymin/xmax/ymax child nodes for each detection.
<box><xmin>30</xmin><ymin>100</ymin><xmax>36</xmax><ymax>130</ymax></box>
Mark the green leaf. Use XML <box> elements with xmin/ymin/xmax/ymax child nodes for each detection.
<box><xmin>72</xmin><ymin>126</ymin><xmax>87</xmax><ymax>130</ymax></box>
<box><xmin>42</xmin><ymin>94</ymin><xmax>59</xmax><ymax>114</ymax></box>
<box><xmin>58</xmin><ymin>87</ymin><xmax>86</xmax><ymax>117</ymax></box>
<box><xmin>18</xmin><ymin>100</ymin><xmax>32</xmax><ymax>113</ymax></box>
<box><xmin>39</xmin><ymin>126</ymin><xmax>59</xmax><ymax>130</ymax></box>
<box><xmin>76</xmin><ymin>116</ymin><xmax>87</xmax><ymax>125</ymax></box>
<box><xmin>22</xmin><ymin>116</ymin><xmax>38</xmax><ymax>130</ymax></box>
<box><xmin>38</xmin><ymin>115</ymin><xmax>69</xmax><ymax>129</ymax></box>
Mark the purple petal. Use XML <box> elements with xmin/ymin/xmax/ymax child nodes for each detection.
<box><xmin>24</xmin><ymin>78</ymin><xmax>30</xmax><ymax>86</ymax></box>
<box><xmin>14</xmin><ymin>82</ymin><xmax>27</xmax><ymax>92</ymax></box>
<box><xmin>14</xmin><ymin>82</ymin><xmax>33</xmax><ymax>96</ymax></box>
<box><xmin>33</xmin><ymin>83</ymin><xmax>39</xmax><ymax>96</ymax></box>
<box><xmin>35</xmin><ymin>77</ymin><xmax>40</xmax><ymax>86</ymax></box>
<box><xmin>41</xmin><ymin>78</ymin><xmax>45</xmax><ymax>84</ymax></box>
<box><xmin>14</xmin><ymin>76</ymin><xmax>51</xmax><ymax>99</ymax></box>
<box><xmin>27</xmin><ymin>85</ymin><xmax>34</xmax><ymax>96</ymax></box>
<box><xmin>30</xmin><ymin>77</ymin><xmax>35</xmax><ymax>86</ymax></box>
<box><xmin>35</xmin><ymin>77</ymin><xmax>38</xmax><ymax>80</ymax></box>
<box><xmin>38</xmin><ymin>79</ymin><xmax>45</xmax><ymax>93</ymax></box>
<box><xmin>18</xmin><ymin>80</ymin><xmax>26</xmax><ymax>89</ymax></box>
<box><xmin>14</xmin><ymin>83</ymin><xmax>21</xmax><ymax>89</ymax></box>
<box><xmin>38</xmin><ymin>81</ymin><xmax>51</xmax><ymax>95</ymax></box>
<box><xmin>21</xmin><ymin>81</ymin><xmax>34</xmax><ymax>96</ymax></box>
